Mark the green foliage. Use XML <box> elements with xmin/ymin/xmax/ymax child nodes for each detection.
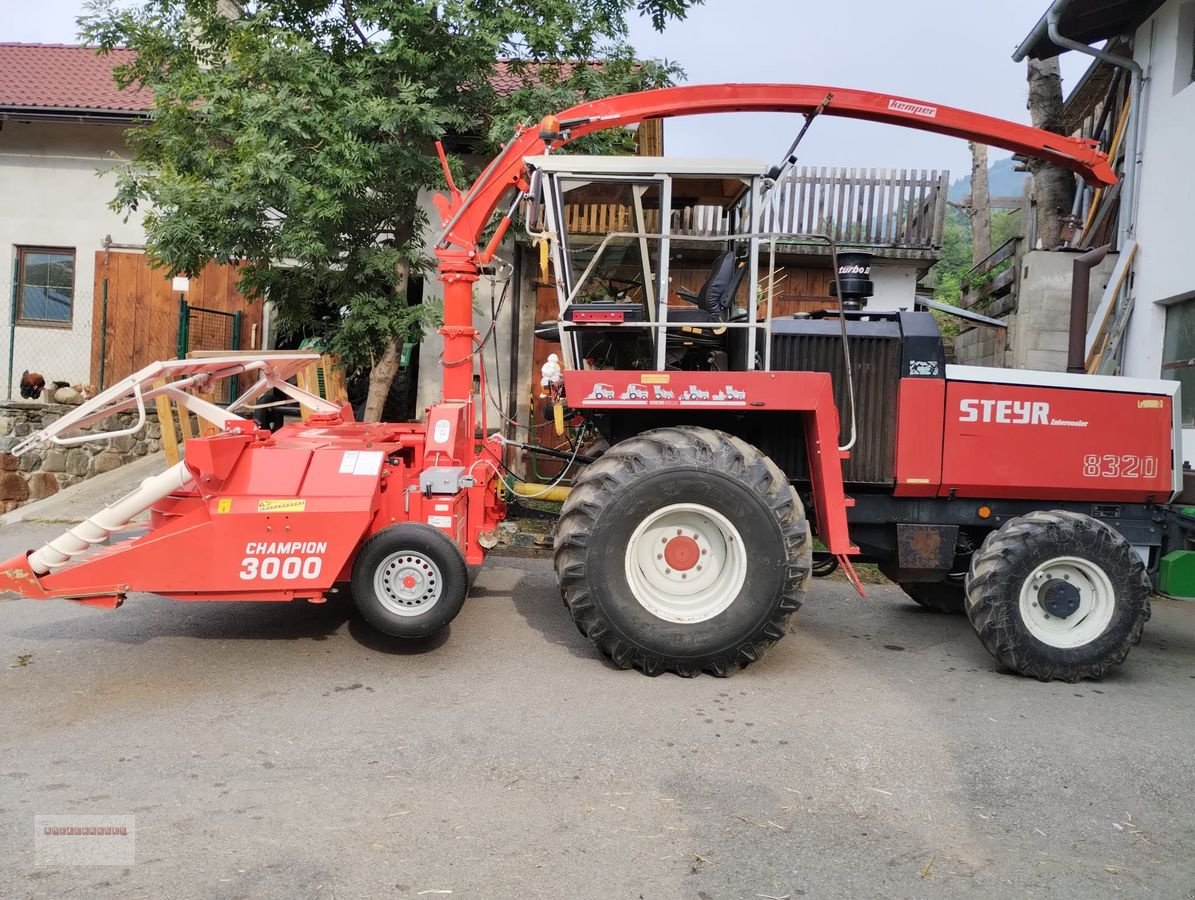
<box><xmin>927</xmin><ymin>207</ymin><xmax>1019</xmax><ymax>340</ymax></box>
<box><xmin>80</xmin><ymin>0</ymin><xmax>699</xmax><ymax>370</ymax></box>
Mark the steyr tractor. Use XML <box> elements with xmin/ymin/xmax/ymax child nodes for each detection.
<box><xmin>1</xmin><ymin>84</ymin><xmax>1188</xmax><ymax>684</ymax></box>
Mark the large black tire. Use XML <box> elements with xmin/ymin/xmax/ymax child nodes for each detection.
<box><xmin>554</xmin><ymin>426</ymin><xmax>811</xmax><ymax>677</ymax></box>
<box><xmin>351</xmin><ymin>524</ymin><xmax>468</xmax><ymax>638</ymax></box>
<box><xmin>900</xmin><ymin>579</ymin><xmax>966</xmax><ymax>614</ymax></box>
<box><xmin>965</xmin><ymin>510</ymin><xmax>1151</xmax><ymax>682</ymax></box>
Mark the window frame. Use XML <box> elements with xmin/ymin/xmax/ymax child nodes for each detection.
<box><xmin>15</xmin><ymin>246</ymin><xmax>76</xmax><ymax>328</ymax></box>
<box><xmin>1161</xmin><ymin>296</ymin><xmax>1195</xmax><ymax>426</ymax></box>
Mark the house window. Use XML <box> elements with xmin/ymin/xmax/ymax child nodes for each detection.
<box><xmin>1177</xmin><ymin>1</ymin><xmax>1195</xmax><ymax>93</ymax></box>
<box><xmin>1162</xmin><ymin>299</ymin><xmax>1195</xmax><ymax>425</ymax></box>
<box><xmin>15</xmin><ymin>247</ymin><xmax>75</xmax><ymax>326</ymax></box>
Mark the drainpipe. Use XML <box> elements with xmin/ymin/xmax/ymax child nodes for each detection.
<box><xmin>1067</xmin><ymin>244</ymin><xmax>1110</xmax><ymax>372</ymax></box>
<box><xmin>1017</xmin><ymin>0</ymin><xmax>1145</xmax><ymax>247</ymax></box>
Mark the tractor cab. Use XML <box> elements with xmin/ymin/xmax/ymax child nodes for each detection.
<box><xmin>528</xmin><ymin>154</ymin><xmax>785</xmax><ymax>374</ymax></box>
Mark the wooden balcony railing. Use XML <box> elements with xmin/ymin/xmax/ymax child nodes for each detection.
<box><xmin>558</xmin><ymin>167</ymin><xmax>949</xmax><ymax>258</ymax></box>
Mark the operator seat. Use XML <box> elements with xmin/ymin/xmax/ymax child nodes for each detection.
<box><xmin>678</xmin><ymin>250</ymin><xmax>747</xmax><ymax>322</ymax></box>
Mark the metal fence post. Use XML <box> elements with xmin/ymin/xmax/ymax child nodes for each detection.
<box><xmin>176</xmin><ymin>297</ymin><xmax>189</xmax><ymax>358</ymax></box>
<box><xmin>99</xmin><ymin>276</ymin><xmax>109</xmax><ymax>390</ymax></box>
<box><xmin>7</xmin><ymin>256</ymin><xmax>18</xmax><ymax>400</ymax></box>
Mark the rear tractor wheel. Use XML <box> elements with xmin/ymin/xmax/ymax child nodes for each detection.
<box><xmin>965</xmin><ymin>510</ymin><xmax>1151</xmax><ymax>682</ymax></box>
<box><xmin>553</xmin><ymin>426</ymin><xmax>812</xmax><ymax>677</ymax></box>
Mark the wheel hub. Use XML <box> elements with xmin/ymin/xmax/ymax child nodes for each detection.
<box><xmin>1018</xmin><ymin>556</ymin><xmax>1117</xmax><ymax>649</ymax></box>
<box><xmin>374</xmin><ymin>551</ymin><xmax>442</xmax><ymax>616</ymax></box>
<box><xmin>625</xmin><ymin>502</ymin><xmax>747</xmax><ymax>624</ymax></box>
<box><xmin>663</xmin><ymin>535</ymin><xmax>701</xmax><ymax>571</ymax></box>
<box><xmin>1040</xmin><ymin>580</ymin><xmax>1081</xmax><ymax>618</ymax></box>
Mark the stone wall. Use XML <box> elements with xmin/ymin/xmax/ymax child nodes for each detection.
<box><xmin>0</xmin><ymin>402</ymin><xmax>164</xmax><ymax>512</ymax></box>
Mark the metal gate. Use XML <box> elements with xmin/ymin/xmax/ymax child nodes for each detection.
<box><xmin>177</xmin><ymin>300</ymin><xmax>242</xmax><ymax>403</ymax></box>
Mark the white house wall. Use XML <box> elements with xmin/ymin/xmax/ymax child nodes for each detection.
<box><xmin>0</xmin><ymin>120</ymin><xmax>145</xmax><ymax>393</ymax></box>
<box><xmin>866</xmin><ymin>262</ymin><xmax>920</xmax><ymax>312</ymax></box>
<box><xmin>1119</xmin><ymin>0</ymin><xmax>1195</xmax><ymax>460</ymax></box>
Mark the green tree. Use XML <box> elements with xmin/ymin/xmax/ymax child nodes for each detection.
<box><xmin>81</xmin><ymin>0</ymin><xmax>694</xmax><ymax>419</ymax></box>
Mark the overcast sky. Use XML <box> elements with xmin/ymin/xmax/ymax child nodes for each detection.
<box><xmin>6</xmin><ymin>0</ymin><xmax>1088</xmax><ymax>181</ymax></box>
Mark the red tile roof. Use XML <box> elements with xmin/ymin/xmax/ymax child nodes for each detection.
<box><xmin>0</xmin><ymin>45</ymin><xmax>600</xmax><ymax>116</ymax></box>
<box><xmin>490</xmin><ymin>59</ymin><xmax>604</xmax><ymax>94</ymax></box>
<box><xmin>0</xmin><ymin>43</ymin><xmax>151</xmax><ymax>114</ymax></box>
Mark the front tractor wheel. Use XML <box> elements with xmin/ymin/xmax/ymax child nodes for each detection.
<box><xmin>554</xmin><ymin>427</ymin><xmax>812</xmax><ymax>677</ymax></box>
<box><xmin>351</xmin><ymin>524</ymin><xmax>469</xmax><ymax>639</ymax></box>
<box><xmin>965</xmin><ymin>510</ymin><xmax>1151</xmax><ymax>682</ymax></box>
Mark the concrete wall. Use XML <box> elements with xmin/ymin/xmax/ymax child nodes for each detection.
<box><xmin>1121</xmin><ymin>0</ymin><xmax>1195</xmax><ymax>384</ymax></box>
<box><xmin>953</xmin><ymin>250</ymin><xmax>1117</xmax><ymax>371</ymax></box>
<box><xmin>0</xmin><ymin>120</ymin><xmax>146</xmax><ymax>393</ymax></box>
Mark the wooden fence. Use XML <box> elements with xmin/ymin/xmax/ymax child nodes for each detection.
<box><xmin>961</xmin><ymin>236</ymin><xmax>1021</xmax><ymax>317</ymax></box>
<box><xmin>561</xmin><ymin>168</ymin><xmax>950</xmax><ymax>252</ymax></box>
<box><xmin>763</xmin><ymin>167</ymin><xmax>950</xmax><ymax>249</ymax></box>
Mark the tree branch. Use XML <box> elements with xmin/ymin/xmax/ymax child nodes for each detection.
<box><xmin>342</xmin><ymin>0</ymin><xmax>368</xmax><ymax>46</ymax></box>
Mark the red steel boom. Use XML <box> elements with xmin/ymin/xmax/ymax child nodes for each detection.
<box><xmin>432</xmin><ymin>82</ymin><xmax>1116</xmax><ymax>404</ymax></box>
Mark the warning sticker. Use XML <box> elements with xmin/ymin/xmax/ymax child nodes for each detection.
<box><xmin>258</xmin><ymin>499</ymin><xmax>307</xmax><ymax>513</ymax></box>
<box><xmin>339</xmin><ymin>450</ymin><xmax>383</xmax><ymax>476</ymax></box>
<box><xmin>216</xmin><ymin>498</ymin><xmax>233</xmax><ymax>514</ymax></box>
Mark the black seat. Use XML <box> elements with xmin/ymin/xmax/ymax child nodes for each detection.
<box><xmin>678</xmin><ymin>250</ymin><xmax>747</xmax><ymax>321</ymax></box>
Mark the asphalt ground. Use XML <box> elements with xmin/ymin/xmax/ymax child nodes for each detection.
<box><xmin>1</xmin><ymin>522</ymin><xmax>1194</xmax><ymax>899</ymax></box>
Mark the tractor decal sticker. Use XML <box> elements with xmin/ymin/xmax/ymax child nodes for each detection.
<box><xmin>580</xmin><ymin>381</ymin><xmax>748</xmax><ymax>406</ymax></box>
<box><xmin>257</xmin><ymin>498</ymin><xmax>308</xmax><ymax>513</ymax></box>
<box><xmin>216</xmin><ymin>498</ymin><xmax>233</xmax><ymax>514</ymax></box>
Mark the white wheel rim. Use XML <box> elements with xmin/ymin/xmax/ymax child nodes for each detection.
<box><xmin>374</xmin><ymin>551</ymin><xmax>442</xmax><ymax>617</ymax></box>
<box><xmin>1017</xmin><ymin>556</ymin><xmax>1116</xmax><ymax>648</ymax></box>
<box><xmin>624</xmin><ymin>502</ymin><xmax>747</xmax><ymax>624</ymax></box>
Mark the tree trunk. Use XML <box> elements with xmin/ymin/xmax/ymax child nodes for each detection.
<box><xmin>969</xmin><ymin>142</ymin><xmax>992</xmax><ymax>265</ymax></box>
<box><xmin>362</xmin><ymin>214</ymin><xmax>415</xmax><ymax>423</ymax></box>
<box><xmin>363</xmin><ymin>335</ymin><xmax>402</xmax><ymax>422</ymax></box>
<box><xmin>1026</xmin><ymin>58</ymin><xmax>1075</xmax><ymax>250</ymax></box>
<box><xmin>362</xmin><ymin>252</ymin><xmax>411</xmax><ymax>422</ymax></box>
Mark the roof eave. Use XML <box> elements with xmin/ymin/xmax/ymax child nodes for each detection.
<box><xmin>0</xmin><ymin>106</ymin><xmax>150</xmax><ymax>124</ymax></box>
<box><xmin>1013</xmin><ymin>7</ymin><xmax>1057</xmax><ymax>62</ymax></box>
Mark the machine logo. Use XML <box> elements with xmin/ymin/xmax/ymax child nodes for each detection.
<box><xmin>959</xmin><ymin>398</ymin><xmax>1048</xmax><ymax>425</ymax></box>
<box><xmin>958</xmin><ymin>398</ymin><xmax>1088</xmax><ymax>427</ymax></box>
<box><xmin>888</xmin><ymin>98</ymin><xmax>938</xmax><ymax>118</ymax></box>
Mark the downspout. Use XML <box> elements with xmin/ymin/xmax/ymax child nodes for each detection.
<box><xmin>1067</xmin><ymin>244</ymin><xmax>1110</xmax><ymax>372</ymax></box>
<box><xmin>1026</xmin><ymin>0</ymin><xmax>1145</xmax><ymax>246</ymax></box>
